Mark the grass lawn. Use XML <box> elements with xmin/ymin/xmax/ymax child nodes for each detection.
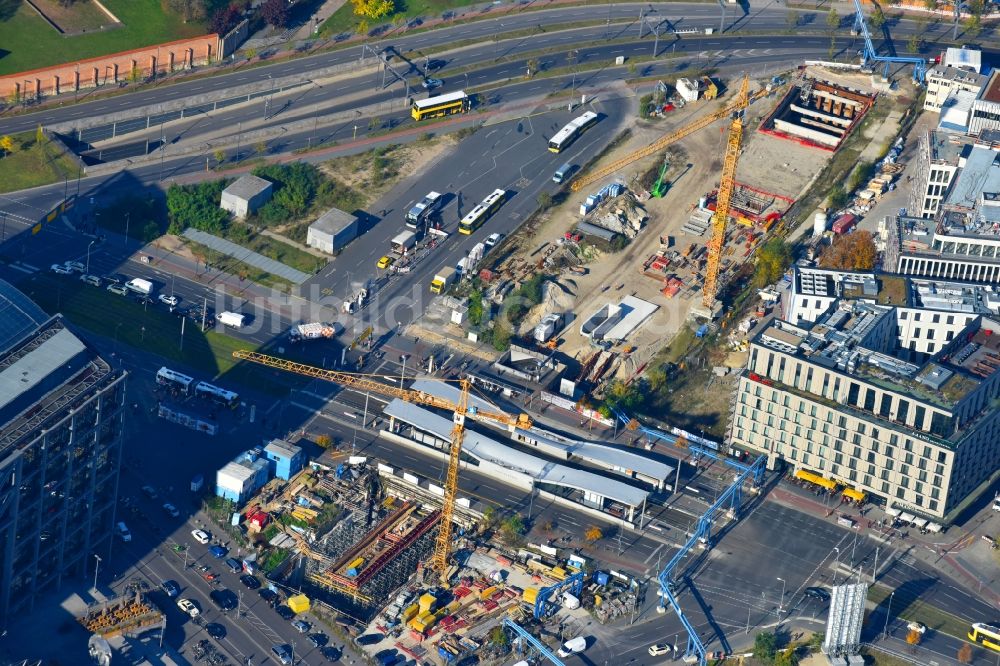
<box><xmin>16</xmin><ymin>273</ymin><xmax>309</xmax><ymax>395</ymax></box>
<box><xmin>182</xmin><ymin>238</ymin><xmax>297</xmax><ymax>292</ymax></box>
<box><xmin>0</xmin><ymin>0</ymin><xmax>213</xmax><ymax>76</ymax></box>
<box><xmin>867</xmin><ymin>583</ymin><xmax>969</xmax><ymax>641</ymax></box>
<box><xmin>0</xmin><ymin>131</ymin><xmax>80</xmax><ymax>194</ymax></box>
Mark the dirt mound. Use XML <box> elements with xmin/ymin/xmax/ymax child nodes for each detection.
<box><xmin>518</xmin><ymin>280</ymin><xmax>576</xmax><ymax>335</ymax></box>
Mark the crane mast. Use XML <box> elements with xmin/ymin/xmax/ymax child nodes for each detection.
<box><xmin>702</xmin><ymin>74</ymin><xmax>750</xmax><ymax>309</ymax></box>
<box><xmin>232</xmin><ymin>350</ymin><xmax>530</xmax><ymax>581</ymax></box>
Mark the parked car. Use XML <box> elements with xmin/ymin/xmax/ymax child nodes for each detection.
<box><xmin>240</xmin><ymin>574</ymin><xmax>261</xmax><ymax>590</ymax></box>
<box><xmin>177</xmin><ymin>598</ymin><xmax>200</xmax><ymax>618</ymax></box>
<box><xmin>225</xmin><ymin>557</ymin><xmax>242</xmax><ymax>573</ymax></box>
<box><xmin>116</xmin><ymin>521</ymin><xmax>132</xmax><ymax>542</ymax></box>
<box><xmin>209</xmin><ymin>545</ymin><xmax>228</xmax><ymax>559</ymax></box>
<box><xmin>79</xmin><ymin>274</ymin><xmax>102</xmax><ymax>286</ymax></box>
<box><xmin>309</xmin><ymin>633</ymin><xmax>328</xmax><ymax>648</ymax></box>
<box><xmin>104</xmin><ymin>273</ymin><xmax>127</xmax><ymax>285</ymax></box>
<box><xmin>141</xmin><ymin>485</ymin><xmax>158</xmax><ymax>499</ymax></box>
<box><xmin>275</xmin><ymin>605</ymin><xmax>295</xmax><ymax>620</ymax></box>
<box><xmin>292</xmin><ymin>619</ymin><xmax>311</xmax><ymax>634</ymax></box>
<box><xmin>106</xmin><ymin>284</ymin><xmax>128</xmax><ymax>295</ymax></box>
<box><xmin>162</xmin><ymin>502</ymin><xmax>180</xmax><ymax>518</ymax></box>
<box><xmin>191</xmin><ymin>529</ymin><xmax>211</xmax><ymax>544</ymax></box>
<box><xmin>158</xmin><ymin>294</ymin><xmax>179</xmax><ymax>307</ymax></box>
<box><xmin>51</xmin><ymin>264</ymin><xmax>73</xmax><ymax>275</ymax></box>
<box><xmin>210</xmin><ymin>588</ymin><xmax>238</xmax><ymax>612</ymax></box>
<box><xmin>64</xmin><ymin>261</ymin><xmax>85</xmax><ymax>273</ymax></box>
<box><xmin>259</xmin><ymin>588</ymin><xmax>278</xmax><ymax>603</ymax></box>
<box><xmin>161</xmin><ymin>580</ymin><xmax>181</xmax><ymax>598</ymax></box>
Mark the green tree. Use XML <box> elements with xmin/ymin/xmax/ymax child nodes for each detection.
<box><xmin>827</xmin><ymin>183</ymin><xmax>849</xmax><ymax>210</ymax></box>
<box><xmin>165</xmin><ymin>181</ymin><xmax>230</xmax><ymax>235</ymax></box>
<box><xmin>35</xmin><ymin>124</ymin><xmax>45</xmax><ymax>146</ymax></box>
<box><xmin>141</xmin><ymin>221</ymin><xmax>160</xmax><ymax>242</ymax></box>
<box><xmin>826</xmin><ymin>8</ymin><xmax>840</xmax><ymax>31</ymax></box>
<box><xmin>492</xmin><ymin>317</ymin><xmax>513</xmax><ymax>351</ymax></box>
<box><xmin>488</xmin><ymin>625</ymin><xmax>510</xmax><ymax>648</ymax></box>
<box><xmin>752</xmin><ymin>238</ymin><xmax>793</xmax><ymax>288</ymax></box>
<box><xmin>906</xmin><ymin>33</ymin><xmax>922</xmax><ymax>54</ymax></box>
<box><xmin>213</xmin><ymin>148</ymin><xmax>226</xmax><ymax>166</ymax></box>
<box><xmin>604</xmin><ymin>379</ymin><xmax>641</xmax><ymax>412</ymax></box>
<box><xmin>468</xmin><ymin>289</ymin><xmax>485</xmax><ymax>326</ymax></box>
<box><xmin>355</xmin><ymin>18</ymin><xmax>369</xmax><ymax>35</ymax></box>
<box><xmin>869</xmin><ymin>6</ymin><xmax>886</xmax><ymax>29</ymax></box>
<box><xmin>481</xmin><ymin>506</ymin><xmax>499</xmax><ymax>531</ymax></box>
<box><xmin>537</xmin><ymin>192</ymin><xmax>553</xmax><ymax>209</ymax></box>
<box><xmin>254</xmin><ymin>140</ymin><xmax>267</xmax><ymax>156</ymax></box>
<box><xmin>775</xmin><ymin>650</ymin><xmax>800</xmax><ymax>666</ymax></box>
<box><xmin>753</xmin><ymin>632</ymin><xmax>778</xmax><ymax>661</ymax></box>
<box><xmin>964</xmin><ymin>14</ymin><xmax>982</xmax><ymax>38</ymax></box>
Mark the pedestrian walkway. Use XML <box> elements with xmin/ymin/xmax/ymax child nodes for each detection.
<box><xmin>182</xmin><ymin>228</ymin><xmax>312</xmax><ymax>284</ymax></box>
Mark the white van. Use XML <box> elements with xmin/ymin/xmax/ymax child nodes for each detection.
<box><xmin>125</xmin><ymin>278</ymin><xmax>153</xmax><ymax>295</ymax></box>
<box><xmin>557</xmin><ymin>636</ymin><xmax>586</xmax><ymax>657</ymax></box>
<box><xmin>218</xmin><ymin>311</ymin><xmax>246</xmax><ymax>328</ymax></box>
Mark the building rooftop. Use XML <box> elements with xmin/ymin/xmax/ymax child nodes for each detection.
<box><xmin>979</xmin><ymin>70</ymin><xmax>1000</xmax><ymax>104</ymax></box>
<box><xmin>310</xmin><ymin>207</ymin><xmax>357</xmax><ymax>235</ymax></box>
<box><xmin>926</xmin><ymin>130</ymin><xmax>970</xmax><ymax>165</ymax></box>
<box><xmin>222</xmin><ymin>174</ymin><xmax>272</xmax><ymax>201</ymax></box>
<box><xmin>264</xmin><ymin>439</ymin><xmax>301</xmax><ymax>459</ymax></box>
<box><xmin>756</xmin><ymin>301</ymin><xmax>999</xmax><ymax>410</ymax></box>
<box><xmin>940</xmin><ymin>90</ymin><xmax>976</xmax><ymax>133</ymax></box>
<box><xmin>0</xmin><ymin>279</ymin><xmax>48</xmax><ymax>354</ymax></box>
<box><xmin>384</xmin><ymin>400</ymin><xmax>649</xmax><ymax>507</ymax></box>
<box><xmin>944</xmin><ymin>146</ymin><xmax>1000</xmax><ymax>210</ymax></box>
<box><xmin>944</xmin><ymin>47</ymin><xmax>983</xmax><ymax>73</ymax></box>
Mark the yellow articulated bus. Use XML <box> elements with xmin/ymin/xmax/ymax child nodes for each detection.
<box><xmin>548</xmin><ymin>111</ymin><xmax>599</xmax><ymax>153</ymax></box>
<box><xmin>969</xmin><ymin>623</ymin><xmax>1000</xmax><ymax>653</ymax></box>
<box><xmin>411</xmin><ymin>91</ymin><xmax>470</xmax><ymax>121</ymax></box>
<box><xmin>459</xmin><ymin>189</ymin><xmax>506</xmax><ymax>235</ymax></box>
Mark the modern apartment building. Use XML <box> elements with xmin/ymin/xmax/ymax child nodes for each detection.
<box><xmin>924</xmin><ymin>66</ymin><xmax>987</xmax><ymax>113</ymax></box>
<box><xmin>728</xmin><ymin>292</ymin><xmax>1000</xmax><ymax>523</ymax></box>
<box><xmin>0</xmin><ymin>280</ymin><xmax>126</xmax><ymax>629</ymax></box>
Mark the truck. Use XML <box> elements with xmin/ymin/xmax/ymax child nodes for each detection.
<box><xmin>405</xmin><ymin>191</ymin><xmax>443</xmax><ymax>230</ymax></box>
<box><xmin>832</xmin><ymin>214</ymin><xmax>857</xmax><ymax>234</ymax></box>
<box><xmin>289</xmin><ymin>322</ymin><xmax>339</xmax><ymax>343</ymax></box>
<box><xmin>429</xmin><ymin>267</ymin><xmax>456</xmax><ymax>294</ymax></box>
<box><xmin>125</xmin><ymin>278</ymin><xmax>153</xmax><ymax>295</ymax></box>
<box><xmin>390</xmin><ymin>230</ymin><xmax>417</xmax><ymax>256</ymax></box>
<box><xmin>218</xmin><ymin>311</ymin><xmax>247</xmax><ymax>328</ymax></box>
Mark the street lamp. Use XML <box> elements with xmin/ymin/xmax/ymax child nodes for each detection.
<box><xmin>124</xmin><ymin>212</ymin><xmax>130</xmax><ymax>245</ymax></box>
<box><xmin>883</xmin><ymin>591</ymin><xmax>895</xmax><ymax>639</ymax></box>
<box><xmin>85</xmin><ymin>239</ymin><xmax>95</xmax><ymax>275</ymax></box>
<box><xmin>93</xmin><ymin>553</ymin><xmax>102</xmax><ymax>590</ymax></box>
<box><xmin>776</xmin><ymin>577</ymin><xmax>786</xmax><ymax>615</ymax></box>
<box><xmin>832</xmin><ymin>546</ymin><xmax>841</xmax><ymax>585</ymax></box>
<box><xmin>399</xmin><ymin>354</ymin><xmax>408</xmax><ymax>389</ymax></box>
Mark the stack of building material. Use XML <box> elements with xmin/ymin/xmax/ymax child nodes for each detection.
<box><xmin>682</xmin><ymin>209</ymin><xmax>712</xmax><ymax>236</ymax></box>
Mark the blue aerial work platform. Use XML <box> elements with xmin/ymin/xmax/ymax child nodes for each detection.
<box><xmin>851</xmin><ymin>0</ymin><xmax>926</xmax><ymax>82</ymax></box>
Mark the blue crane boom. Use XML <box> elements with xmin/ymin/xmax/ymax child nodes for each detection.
<box><xmin>851</xmin><ymin>0</ymin><xmax>926</xmax><ymax>82</ymax></box>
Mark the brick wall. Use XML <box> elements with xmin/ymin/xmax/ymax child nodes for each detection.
<box><xmin>0</xmin><ymin>34</ymin><xmax>219</xmax><ymax>101</ymax></box>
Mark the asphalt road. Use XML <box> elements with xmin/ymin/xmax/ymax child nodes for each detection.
<box><xmin>0</xmin><ymin>1</ymin><xmax>879</xmax><ymax>136</ymax></box>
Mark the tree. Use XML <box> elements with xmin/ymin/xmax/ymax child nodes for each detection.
<box><xmin>35</xmin><ymin>124</ymin><xmax>45</xmax><ymax>146</ymax></box>
<box><xmin>0</xmin><ymin>135</ymin><xmax>13</xmax><ymax>157</ymax></box>
<box><xmin>753</xmin><ymin>632</ymin><xmax>778</xmax><ymax>661</ymax></box>
<box><xmin>481</xmin><ymin>506</ymin><xmax>499</xmax><ymax>531</ymax></box>
<box><xmin>254</xmin><ymin>140</ymin><xmax>267</xmax><ymax>156</ymax></box>
<box><xmin>468</xmin><ymin>289</ymin><xmax>485</xmax><ymax>326</ymax></box>
<box><xmin>828</xmin><ymin>183</ymin><xmax>849</xmax><ymax>210</ymax></box>
<box><xmin>964</xmin><ymin>14</ymin><xmax>981</xmax><ymax>38</ymax></box>
<box><xmin>261</xmin><ymin>0</ymin><xmax>289</xmax><ymax>28</ymax></box>
<box><xmin>315</xmin><ymin>434</ymin><xmax>333</xmax><ymax>448</ymax></box>
<box><xmin>818</xmin><ymin>230</ymin><xmax>877</xmax><ymax>270</ymax></box>
<box><xmin>129</xmin><ymin>64</ymin><xmax>142</xmax><ymax>84</ymax></box>
<box><xmin>923</xmin><ymin>0</ymin><xmax>936</xmax><ymax>9</ymax></box>
<box><xmin>213</xmin><ymin>148</ymin><xmax>226</xmax><ymax>166</ymax></box>
<box><xmin>167</xmin><ymin>0</ymin><xmax>208</xmax><ymax>22</ymax></box>
<box><xmin>210</xmin><ymin>2</ymin><xmax>243</xmax><ymax>34</ymax></box>
<box><xmin>244</xmin><ymin>46</ymin><xmax>257</xmax><ymax>60</ymax></box>
<box><xmin>488</xmin><ymin>625</ymin><xmax>510</xmax><ymax>648</ymax></box>
<box><xmin>786</xmin><ymin>10</ymin><xmax>799</xmax><ymax>27</ymax></box>
<box><xmin>826</xmin><ymin>8</ymin><xmax>840</xmax><ymax>31</ymax></box>
<box><xmin>957</xmin><ymin>643</ymin><xmax>973</xmax><ymax>664</ymax></box>
<box><xmin>141</xmin><ymin>221</ymin><xmax>160</xmax><ymax>242</ymax></box>
<box><xmin>355</xmin><ymin>19</ymin><xmax>369</xmax><ymax>35</ymax></box>
<box><xmin>537</xmin><ymin>192</ymin><xmax>553</xmax><ymax>210</ymax></box>
<box><xmin>869</xmin><ymin>7</ymin><xmax>886</xmax><ymax>29</ymax></box>
<box><xmin>775</xmin><ymin>650</ymin><xmax>800</xmax><ymax>666</ymax></box>
<box><xmin>752</xmin><ymin>238</ymin><xmax>793</xmax><ymax>288</ymax></box>
<box><xmin>499</xmin><ymin>515</ymin><xmax>526</xmax><ymax>546</ymax></box>
<box><xmin>351</xmin><ymin>0</ymin><xmax>394</xmax><ymax>21</ymax></box>
<box><xmin>907</xmin><ymin>34</ymin><xmax>922</xmax><ymax>54</ymax></box>
<box><xmin>584</xmin><ymin>525</ymin><xmax>603</xmax><ymax>543</ymax></box>
<box><xmin>906</xmin><ymin>629</ymin><xmax>922</xmax><ymax>645</ymax></box>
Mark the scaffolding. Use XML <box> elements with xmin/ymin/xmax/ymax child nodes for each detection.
<box><xmin>304</xmin><ymin>504</ymin><xmax>442</xmax><ymax>614</ymax></box>
<box><xmin>78</xmin><ymin>590</ymin><xmax>164</xmax><ymax>639</ymax></box>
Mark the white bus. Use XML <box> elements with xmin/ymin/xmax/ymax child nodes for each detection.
<box><xmin>459</xmin><ymin>189</ymin><xmax>506</xmax><ymax>235</ymax></box>
<box><xmin>194</xmin><ymin>381</ymin><xmax>240</xmax><ymax>408</ymax></box>
<box><xmin>405</xmin><ymin>191</ymin><xmax>443</xmax><ymax>230</ymax></box>
<box><xmin>156</xmin><ymin>367</ymin><xmax>194</xmax><ymax>394</ymax></box>
<box><xmin>548</xmin><ymin>111</ymin><xmax>599</xmax><ymax>153</ymax></box>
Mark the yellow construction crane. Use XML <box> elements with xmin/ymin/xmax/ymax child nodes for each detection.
<box><xmin>232</xmin><ymin>350</ymin><xmax>531</xmax><ymax>581</ymax></box>
<box><xmin>702</xmin><ymin>74</ymin><xmax>750</xmax><ymax>309</ymax></box>
<box><xmin>568</xmin><ymin>75</ymin><xmax>762</xmax><ymax>194</ymax></box>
